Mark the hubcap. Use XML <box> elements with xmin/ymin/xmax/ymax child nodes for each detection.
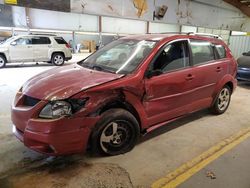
<box><xmin>0</xmin><ymin>57</ymin><xmax>5</xmax><ymax>67</ymax></box>
<box><xmin>100</xmin><ymin>121</ymin><xmax>131</xmax><ymax>153</ymax></box>
<box><xmin>218</xmin><ymin>88</ymin><xmax>230</xmax><ymax>111</ymax></box>
<box><xmin>54</xmin><ymin>55</ymin><xmax>63</xmax><ymax>65</ymax></box>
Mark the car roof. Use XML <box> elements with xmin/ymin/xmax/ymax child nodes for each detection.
<box><xmin>122</xmin><ymin>34</ymin><xmax>175</xmax><ymax>41</ymax></box>
<box><xmin>15</xmin><ymin>34</ymin><xmax>57</xmax><ymax>38</ymax></box>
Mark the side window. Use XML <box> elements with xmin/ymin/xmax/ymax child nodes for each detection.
<box><xmin>215</xmin><ymin>45</ymin><xmax>226</xmax><ymax>59</ymax></box>
<box><xmin>15</xmin><ymin>38</ymin><xmax>31</xmax><ymax>45</ymax></box>
<box><xmin>32</xmin><ymin>37</ymin><xmax>51</xmax><ymax>45</ymax></box>
<box><xmin>190</xmin><ymin>40</ymin><xmax>215</xmax><ymax>65</ymax></box>
<box><xmin>151</xmin><ymin>40</ymin><xmax>190</xmax><ymax>73</ymax></box>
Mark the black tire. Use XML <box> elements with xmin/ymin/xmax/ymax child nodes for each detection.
<box><xmin>210</xmin><ymin>85</ymin><xmax>231</xmax><ymax>115</ymax></box>
<box><xmin>91</xmin><ymin>108</ymin><xmax>140</xmax><ymax>156</ymax></box>
<box><xmin>51</xmin><ymin>53</ymin><xmax>65</xmax><ymax>66</ymax></box>
<box><xmin>0</xmin><ymin>54</ymin><xmax>6</xmax><ymax>68</ymax></box>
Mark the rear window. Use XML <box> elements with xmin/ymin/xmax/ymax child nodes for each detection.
<box><xmin>54</xmin><ymin>37</ymin><xmax>67</xmax><ymax>44</ymax></box>
<box><xmin>190</xmin><ymin>40</ymin><xmax>215</xmax><ymax>65</ymax></box>
<box><xmin>32</xmin><ymin>37</ymin><xmax>51</xmax><ymax>45</ymax></box>
<box><xmin>215</xmin><ymin>45</ymin><xmax>226</xmax><ymax>59</ymax></box>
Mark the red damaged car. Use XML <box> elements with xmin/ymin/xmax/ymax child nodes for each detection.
<box><xmin>11</xmin><ymin>33</ymin><xmax>237</xmax><ymax>156</ymax></box>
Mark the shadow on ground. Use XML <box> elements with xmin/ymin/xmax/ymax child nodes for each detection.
<box><xmin>139</xmin><ymin>109</ymin><xmax>210</xmax><ymax>144</ymax></box>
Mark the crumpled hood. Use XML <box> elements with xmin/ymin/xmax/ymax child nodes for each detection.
<box><xmin>23</xmin><ymin>64</ymin><xmax>122</xmax><ymax>100</ymax></box>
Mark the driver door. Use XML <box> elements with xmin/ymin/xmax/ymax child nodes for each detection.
<box><xmin>9</xmin><ymin>37</ymin><xmax>33</xmax><ymax>62</ymax></box>
<box><xmin>143</xmin><ymin>39</ymin><xmax>195</xmax><ymax>126</ymax></box>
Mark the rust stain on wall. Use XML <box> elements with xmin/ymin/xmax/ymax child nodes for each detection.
<box><xmin>133</xmin><ymin>0</ymin><xmax>148</xmax><ymax>18</ymax></box>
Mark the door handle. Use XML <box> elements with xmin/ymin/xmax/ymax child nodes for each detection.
<box><xmin>27</xmin><ymin>46</ymin><xmax>32</xmax><ymax>48</ymax></box>
<box><xmin>186</xmin><ymin>74</ymin><xmax>195</xmax><ymax>81</ymax></box>
<box><xmin>216</xmin><ymin>67</ymin><xmax>222</xmax><ymax>72</ymax></box>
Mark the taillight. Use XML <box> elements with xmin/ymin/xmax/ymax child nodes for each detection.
<box><xmin>65</xmin><ymin>43</ymin><xmax>70</xmax><ymax>48</ymax></box>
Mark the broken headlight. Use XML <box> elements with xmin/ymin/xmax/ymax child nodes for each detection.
<box><xmin>39</xmin><ymin>101</ymin><xmax>72</xmax><ymax>119</ymax></box>
<box><xmin>39</xmin><ymin>98</ymin><xmax>89</xmax><ymax>119</ymax></box>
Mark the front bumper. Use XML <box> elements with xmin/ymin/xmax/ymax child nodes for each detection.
<box><xmin>11</xmin><ymin>94</ymin><xmax>99</xmax><ymax>155</ymax></box>
<box><xmin>12</xmin><ymin>116</ymin><xmax>99</xmax><ymax>155</ymax></box>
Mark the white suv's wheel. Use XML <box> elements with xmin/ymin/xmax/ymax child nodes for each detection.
<box><xmin>0</xmin><ymin>55</ymin><xmax>6</xmax><ymax>68</ymax></box>
<box><xmin>52</xmin><ymin>53</ymin><xmax>65</xmax><ymax>66</ymax></box>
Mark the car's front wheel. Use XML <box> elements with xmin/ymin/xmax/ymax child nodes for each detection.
<box><xmin>210</xmin><ymin>85</ymin><xmax>231</xmax><ymax>114</ymax></box>
<box><xmin>0</xmin><ymin>54</ymin><xmax>7</xmax><ymax>68</ymax></box>
<box><xmin>91</xmin><ymin>108</ymin><xmax>140</xmax><ymax>156</ymax></box>
<box><xmin>51</xmin><ymin>53</ymin><xmax>65</xmax><ymax>66</ymax></box>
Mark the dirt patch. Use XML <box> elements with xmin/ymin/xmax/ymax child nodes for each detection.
<box><xmin>0</xmin><ymin>134</ymin><xmax>14</xmax><ymax>143</ymax></box>
<box><xmin>0</xmin><ymin>157</ymin><xmax>133</xmax><ymax>188</ymax></box>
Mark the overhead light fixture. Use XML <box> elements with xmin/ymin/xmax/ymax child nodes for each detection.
<box><xmin>30</xmin><ymin>29</ymin><xmax>72</xmax><ymax>34</ymax></box>
<box><xmin>14</xmin><ymin>27</ymin><xmax>28</xmax><ymax>31</ymax></box>
<box><xmin>231</xmin><ymin>31</ymin><xmax>247</xmax><ymax>36</ymax></box>
<box><xmin>75</xmin><ymin>31</ymin><xmax>99</xmax><ymax>35</ymax></box>
<box><xmin>102</xmin><ymin>33</ymin><xmax>134</xmax><ymax>36</ymax></box>
<box><xmin>0</xmin><ymin>26</ymin><xmax>12</xmax><ymax>31</ymax></box>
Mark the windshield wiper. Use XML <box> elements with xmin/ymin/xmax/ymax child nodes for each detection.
<box><xmin>80</xmin><ymin>62</ymin><xmax>115</xmax><ymax>73</ymax></box>
<box><xmin>92</xmin><ymin>65</ymin><xmax>115</xmax><ymax>73</ymax></box>
<box><xmin>80</xmin><ymin>62</ymin><xmax>93</xmax><ymax>69</ymax></box>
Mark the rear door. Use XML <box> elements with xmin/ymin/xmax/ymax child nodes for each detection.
<box><xmin>31</xmin><ymin>36</ymin><xmax>51</xmax><ymax>61</ymax></box>
<box><xmin>9</xmin><ymin>37</ymin><xmax>33</xmax><ymax>62</ymax></box>
<box><xmin>187</xmin><ymin>39</ymin><xmax>228</xmax><ymax>112</ymax></box>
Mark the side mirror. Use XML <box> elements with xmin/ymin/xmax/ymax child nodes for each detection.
<box><xmin>146</xmin><ymin>69</ymin><xmax>163</xmax><ymax>78</ymax></box>
<box><xmin>10</xmin><ymin>41</ymin><xmax>17</xmax><ymax>46</ymax></box>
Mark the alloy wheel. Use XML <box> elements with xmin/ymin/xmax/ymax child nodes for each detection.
<box><xmin>54</xmin><ymin>55</ymin><xmax>64</xmax><ymax>65</ymax></box>
<box><xmin>217</xmin><ymin>87</ymin><xmax>230</xmax><ymax>111</ymax></box>
<box><xmin>100</xmin><ymin>121</ymin><xmax>132</xmax><ymax>153</ymax></box>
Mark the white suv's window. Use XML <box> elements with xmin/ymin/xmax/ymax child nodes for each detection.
<box><xmin>31</xmin><ymin>37</ymin><xmax>51</xmax><ymax>45</ymax></box>
<box><xmin>54</xmin><ymin>37</ymin><xmax>67</xmax><ymax>44</ymax></box>
<box><xmin>15</xmin><ymin>38</ymin><xmax>32</xmax><ymax>45</ymax></box>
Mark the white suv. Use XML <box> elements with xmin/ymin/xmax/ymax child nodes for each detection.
<box><xmin>0</xmin><ymin>34</ymin><xmax>72</xmax><ymax>68</ymax></box>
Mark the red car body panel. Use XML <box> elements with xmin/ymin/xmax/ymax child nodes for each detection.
<box><xmin>11</xmin><ymin>34</ymin><xmax>237</xmax><ymax>155</ymax></box>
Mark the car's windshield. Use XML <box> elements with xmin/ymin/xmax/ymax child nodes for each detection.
<box><xmin>0</xmin><ymin>36</ymin><xmax>14</xmax><ymax>44</ymax></box>
<box><xmin>79</xmin><ymin>39</ymin><xmax>156</xmax><ymax>74</ymax></box>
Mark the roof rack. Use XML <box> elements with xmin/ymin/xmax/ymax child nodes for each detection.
<box><xmin>154</xmin><ymin>32</ymin><xmax>222</xmax><ymax>39</ymax></box>
<box><xmin>187</xmin><ymin>32</ymin><xmax>222</xmax><ymax>39</ymax></box>
<box><xmin>29</xmin><ymin>33</ymin><xmax>57</xmax><ymax>36</ymax></box>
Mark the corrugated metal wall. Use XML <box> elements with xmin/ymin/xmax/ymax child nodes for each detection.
<box><xmin>229</xmin><ymin>36</ymin><xmax>250</xmax><ymax>58</ymax></box>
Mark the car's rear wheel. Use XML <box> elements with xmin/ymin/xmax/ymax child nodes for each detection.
<box><xmin>52</xmin><ymin>53</ymin><xmax>65</xmax><ymax>66</ymax></box>
<box><xmin>0</xmin><ymin>55</ymin><xmax>6</xmax><ymax>68</ymax></box>
<box><xmin>210</xmin><ymin>85</ymin><xmax>231</xmax><ymax>114</ymax></box>
<box><xmin>91</xmin><ymin>108</ymin><xmax>140</xmax><ymax>156</ymax></box>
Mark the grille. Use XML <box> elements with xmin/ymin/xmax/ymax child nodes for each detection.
<box><xmin>23</xmin><ymin>95</ymin><xmax>40</xmax><ymax>107</ymax></box>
